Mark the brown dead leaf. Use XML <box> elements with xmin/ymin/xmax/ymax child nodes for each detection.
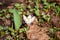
<box><xmin>26</xmin><ymin>18</ymin><xmax>50</xmax><ymax>40</ymax></box>
<box><xmin>56</xmin><ymin>31</ymin><xmax>60</xmax><ymax>39</ymax></box>
<box><xmin>4</xmin><ymin>19</ymin><xmax>11</xmax><ymax>26</ymax></box>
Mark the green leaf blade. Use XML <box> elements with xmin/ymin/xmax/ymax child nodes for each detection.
<box><xmin>35</xmin><ymin>9</ymin><xmax>40</xmax><ymax>16</ymax></box>
<box><xmin>13</xmin><ymin>8</ymin><xmax>22</xmax><ymax>30</ymax></box>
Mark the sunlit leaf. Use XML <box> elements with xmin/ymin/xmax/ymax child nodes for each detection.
<box><xmin>9</xmin><ymin>8</ymin><xmax>14</xmax><ymax>13</ymax></box>
<box><xmin>42</xmin><ymin>0</ymin><xmax>46</xmax><ymax>3</ymax></box>
<box><xmin>36</xmin><ymin>0</ymin><xmax>40</xmax><ymax>5</ymax></box>
<box><xmin>6</xmin><ymin>14</ymin><xmax>10</xmax><ymax>18</ymax></box>
<box><xmin>9</xmin><ymin>8</ymin><xmax>22</xmax><ymax>30</ymax></box>
<box><xmin>54</xmin><ymin>27</ymin><xmax>60</xmax><ymax>31</ymax></box>
<box><xmin>47</xmin><ymin>16</ymin><xmax>51</xmax><ymax>22</ymax></box>
<box><xmin>8</xmin><ymin>27</ymin><xmax>14</xmax><ymax>32</ymax></box>
<box><xmin>8</xmin><ymin>27</ymin><xmax>15</xmax><ymax>36</ymax></box>
<box><xmin>13</xmin><ymin>8</ymin><xmax>22</xmax><ymax>30</ymax></box>
<box><xmin>0</xmin><ymin>26</ymin><xmax>3</xmax><ymax>30</ymax></box>
<box><xmin>19</xmin><ymin>29</ymin><xmax>24</xmax><ymax>33</ymax></box>
<box><xmin>50</xmin><ymin>3</ymin><xmax>56</xmax><ymax>7</ymax></box>
<box><xmin>0</xmin><ymin>2</ymin><xmax>3</xmax><ymax>5</ymax></box>
<box><xmin>56</xmin><ymin>6</ymin><xmax>60</xmax><ymax>11</ymax></box>
<box><xmin>49</xmin><ymin>28</ymin><xmax>54</xmax><ymax>33</ymax></box>
<box><xmin>35</xmin><ymin>9</ymin><xmax>40</xmax><ymax>16</ymax></box>
<box><xmin>19</xmin><ymin>27</ymin><xmax>27</xmax><ymax>33</ymax></box>
<box><xmin>23</xmin><ymin>27</ymin><xmax>27</xmax><ymax>31</ymax></box>
<box><xmin>2</xmin><ymin>9</ymin><xmax>7</xmax><ymax>12</ymax></box>
<box><xmin>18</xmin><ymin>11</ymin><xmax>22</xmax><ymax>15</ymax></box>
<box><xmin>0</xmin><ymin>14</ymin><xmax>3</xmax><ymax>16</ymax></box>
<box><xmin>28</xmin><ymin>5</ymin><xmax>31</xmax><ymax>9</ymax></box>
<box><xmin>39</xmin><ymin>18</ymin><xmax>44</xmax><ymax>23</ymax></box>
<box><xmin>14</xmin><ymin>3</ymin><xmax>20</xmax><ymax>7</ymax></box>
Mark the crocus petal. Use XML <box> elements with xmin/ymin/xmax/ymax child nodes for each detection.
<box><xmin>23</xmin><ymin>15</ymin><xmax>35</xmax><ymax>25</ymax></box>
<box><xmin>30</xmin><ymin>16</ymin><xmax>35</xmax><ymax>23</ymax></box>
<box><xmin>23</xmin><ymin>15</ymin><xmax>27</xmax><ymax>20</ymax></box>
<box><xmin>23</xmin><ymin>15</ymin><xmax>31</xmax><ymax>25</ymax></box>
<box><xmin>28</xmin><ymin>15</ymin><xmax>31</xmax><ymax>19</ymax></box>
<box><xmin>23</xmin><ymin>15</ymin><xmax>28</xmax><ymax>23</ymax></box>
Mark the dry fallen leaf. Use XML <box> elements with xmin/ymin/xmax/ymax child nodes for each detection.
<box><xmin>56</xmin><ymin>31</ymin><xmax>60</xmax><ymax>39</ymax></box>
<box><xmin>26</xmin><ymin>18</ymin><xmax>50</xmax><ymax>40</ymax></box>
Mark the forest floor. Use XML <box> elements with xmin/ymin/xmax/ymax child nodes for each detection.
<box><xmin>0</xmin><ymin>0</ymin><xmax>60</xmax><ymax>40</ymax></box>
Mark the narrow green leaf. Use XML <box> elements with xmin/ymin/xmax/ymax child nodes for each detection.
<box><xmin>9</xmin><ymin>8</ymin><xmax>22</xmax><ymax>30</ymax></box>
<box><xmin>8</xmin><ymin>27</ymin><xmax>14</xmax><ymax>32</ymax></box>
<box><xmin>13</xmin><ymin>8</ymin><xmax>22</xmax><ymax>30</ymax></box>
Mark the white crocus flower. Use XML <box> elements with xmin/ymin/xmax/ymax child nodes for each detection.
<box><xmin>23</xmin><ymin>15</ymin><xmax>35</xmax><ymax>25</ymax></box>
